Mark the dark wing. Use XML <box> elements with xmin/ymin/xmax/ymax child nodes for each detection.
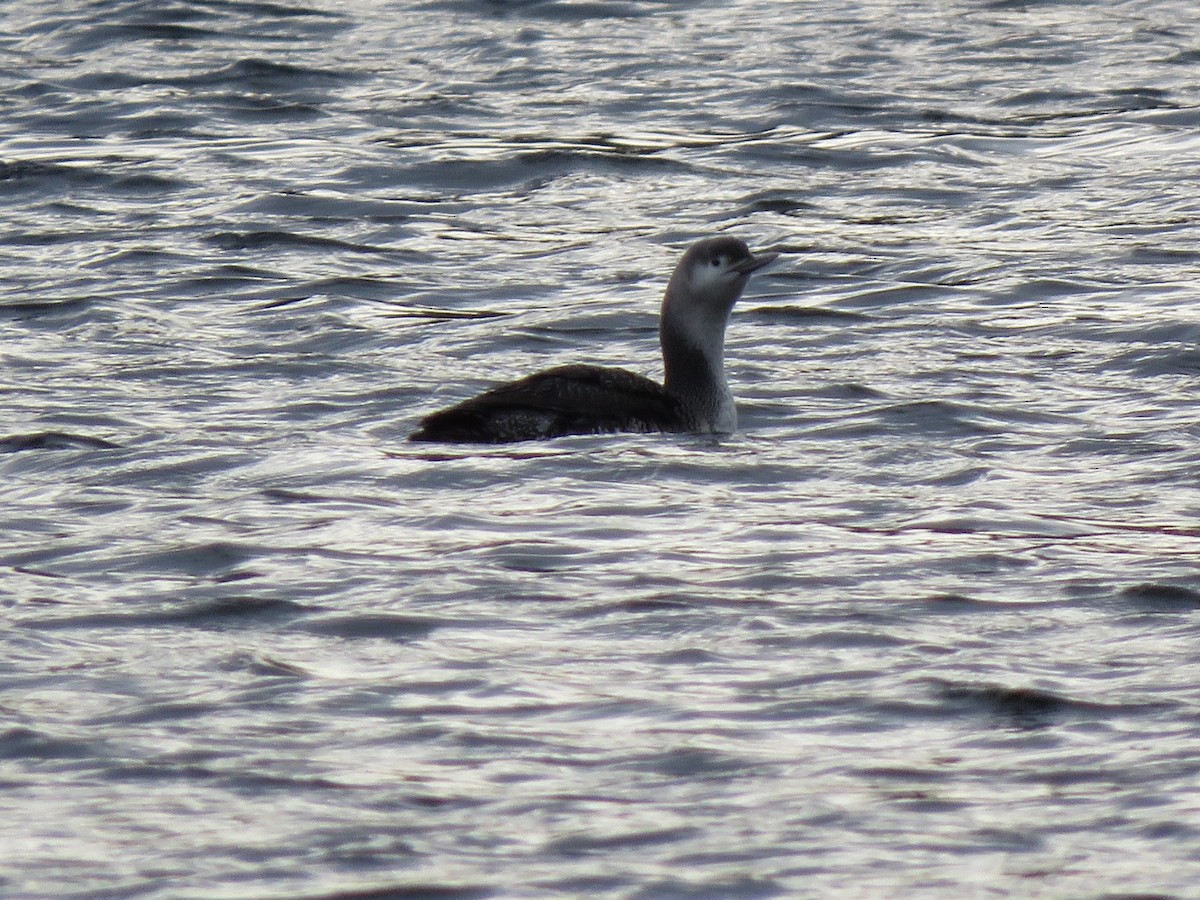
<box><xmin>409</xmin><ymin>364</ymin><xmax>680</xmax><ymax>443</ymax></box>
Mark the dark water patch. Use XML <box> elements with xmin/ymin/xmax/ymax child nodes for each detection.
<box><xmin>561</xmin><ymin>595</ymin><xmax>704</xmax><ymax>620</ymax></box>
<box><xmin>99</xmin><ymin>761</ymin><xmax>234</xmax><ymax>784</ymax></box>
<box><xmin>293</xmin><ymin>884</ymin><xmax>492</xmax><ymax>900</ymax></box>
<box><xmin>207</xmin><ymin>0</ymin><xmax>349</xmax><ymax>21</ymax></box>
<box><xmin>68</xmin><ymin>22</ymin><xmax>225</xmax><ymax>49</ymax></box>
<box><xmin>747</xmin><ymin>304</ymin><xmax>871</xmax><ymax>323</ymax></box>
<box><xmin>69</xmin><ymin>55</ymin><xmax>361</xmax><ymax>91</ymax></box>
<box><xmin>518</xmin><ymin>129</ymin><xmax>774</xmax><ymax>157</ymax></box>
<box><xmin>859</xmin><ymin>764</ymin><xmax>956</xmax><ymax>784</ymax></box>
<box><xmin>10</xmin><ymin>566</ymin><xmax>71</xmax><ymax>583</ymax></box>
<box><xmin>215</xmin><ymin>93</ymin><xmax>324</xmax><ymax>122</ymax></box>
<box><xmin>1163</xmin><ymin>48</ymin><xmax>1200</xmax><ymax>65</ymax></box>
<box><xmin>371</xmin><ymin>305</ymin><xmax>510</xmax><ymax>322</ymax></box>
<box><xmin>425</xmin><ymin>0</ymin><xmax>654</xmax><ymax>20</ymax></box>
<box><xmin>295</xmin><ymin>613</ymin><xmax>443</xmax><ymax>641</ymax></box>
<box><xmin>929</xmin><ymin>681</ymin><xmax>1168</xmax><ymax>729</ymax></box>
<box><xmin>0</xmin><ymin>432</ymin><xmax>120</xmax><ymax>453</ymax></box>
<box><xmin>191</xmin><ymin>58</ymin><xmax>362</xmax><ymax>88</ymax></box>
<box><xmin>737</xmin><ymin>141</ymin><xmax>921</xmax><ymax>173</ymax></box>
<box><xmin>344</xmin><ymin>159</ymin><xmax>532</xmax><ymax>195</ymax></box>
<box><xmin>803</xmin><ymin>381</ymin><xmax>888</xmax><ymax>401</ymax></box>
<box><xmin>0</xmin><ymin>157</ymin><xmax>186</xmax><ymax>196</ymax></box>
<box><xmin>102</xmin><ymin>760</ymin><xmax>348</xmax><ymax>793</ymax></box>
<box><xmin>1012</xmin><ymin>765</ymin><xmax>1141</xmax><ymax>790</ymax></box>
<box><xmin>1035</xmin><ymin>514</ymin><xmax>1200</xmax><ymax>541</ymax></box>
<box><xmin>651</xmin><ymin>647</ymin><xmax>723</xmax><ymax>665</ymax></box>
<box><xmin>1095</xmin><ymin>317</ymin><xmax>1200</xmax><ymax>349</ymax></box>
<box><xmin>835</xmin><ymin>282</ymin><xmax>947</xmax><ymax>308</ymax></box>
<box><xmin>764</xmin><ymin>82</ymin><xmax>901</xmax><ymax>128</ymax></box>
<box><xmin>1139</xmin><ymin>821</ymin><xmax>1200</xmax><ymax>842</ymax></box>
<box><xmin>544</xmin><ymin>824</ymin><xmax>700</xmax><ymax>857</ymax></box>
<box><xmin>869</xmin><ymin>793</ymin><xmax>968</xmax><ymax>816</ymax></box>
<box><xmin>208</xmin><ymin>230</ymin><xmax>404</xmax><ymax>256</ymax></box>
<box><xmin>482</xmin><ymin>538</ymin><xmax>597</xmax><ymax>573</ymax></box>
<box><xmin>130</xmin><ymin>542</ymin><xmax>262</xmax><ymax>578</ymax></box>
<box><xmin>217</xmin><ymin>770</ymin><xmax>353</xmax><ymax>792</ymax></box>
<box><xmin>0</xmin><ymin>159</ymin><xmax>107</xmax><ymax>190</ymax></box>
<box><xmin>1104</xmin><ymin>86</ymin><xmax>1173</xmax><ymax>109</ymax></box>
<box><xmin>738</xmin><ymin>191</ymin><xmax>817</xmax><ymax>216</ymax></box>
<box><xmin>4</xmin><ymin>230</ymin><xmax>92</xmax><ymax>248</ymax></box>
<box><xmin>788</xmin><ymin>628</ymin><xmax>908</xmax><ymax>651</ymax></box>
<box><xmin>976</xmin><ymin>276</ymin><xmax>1113</xmax><ymax>306</ymax></box>
<box><xmin>968</xmin><ymin>827</ymin><xmax>1045</xmax><ymax>853</ymax></box>
<box><xmin>633</xmin><ymin>875</ymin><xmax>783</xmax><ymax>899</ymax></box>
<box><xmin>393</xmin><ymin>792</ymin><xmax>479</xmax><ymax>812</ymax></box>
<box><xmin>83</xmin><ymin>246</ymin><xmax>192</xmax><ymax>270</ymax></box>
<box><xmin>995</xmin><ymin>88</ymin><xmax>1172</xmax><ymax>116</ymax></box>
<box><xmin>111</xmin><ymin>170</ymin><xmax>189</xmax><ymax>193</ymax></box>
<box><xmin>46</xmin><ymin>2</ymin><xmax>301</xmax><ymax>53</ymax></box>
<box><xmin>1053</xmin><ymin>435</ymin><xmax>1184</xmax><ymax>459</ymax></box>
<box><xmin>921</xmin><ymin>593</ymin><xmax>1025</xmax><ymax>611</ymax></box>
<box><xmin>1124</xmin><ymin>245</ymin><xmax>1200</xmax><ymax>266</ymax></box>
<box><xmin>24</xmin><ymin>597</ymin><xmax>306</xmax><ymax>631</ymax></box>
<box><xmin>65</xmin><ymin>71</ymin><xmax>163</xmax><ymax>91</ymax></box>
<box><xmin>916</xmin><ymin>464</ymin><xmax>990</xmax><ymax>487</ymax></box>
<box><xmin>535</xmin><ymin>874</ymin><xmax>631</xmax><ymax>895</ymax></box>
<box><xmin>637</xmin><ymin>748</ymin><xmax>759</xmax><ymax>779</ymax></box>
<box><xmin>937</xmin><ymin>683</ymin><xmax>1077</xmax><ymax>721</ymax></box>
<box><xmin>0</xmin><ymin>726</ymin><xmax>98</xmax><ymax>761</ymax></box>
<box><xmin>260</xmin><ymin>487</ymin><xmax>341</xmax><ymax>503</ymax></box>
<box><xmin>1120</xmin><ymin>583</ymin><xmax>1200</xmax><ymax>610</ymax></box>
<box><xmin>173</xmin><ymin>266</ymin><xmax>288</xmax><ymax>295</ymax></box>
<box><xmin>613</xmin><ymin>596</ymin><xmax>694</xmax><ymax>613</ymax></box>
<box><xmin>373</xmin><ymin>90</ymin><xmax>497</xmax><ymax>122</ymax></box>
<box><xmin>871</xmin><ymin>400</ymin><xmax>998</xmax><ymax>437</ymax></box>
<box><xmin>515</xmin><ymin>147</ymin><xmax>686</xmax><ymax>173</ymax></box>
<box><xmin>8</xmin><ymin>79</ymin><xmax>67</xmax><ymax>102</ymax></box>
<box><xmin>369</xmin><ymin>145</ymin><xmax>694</xmax><ymax>194</ymax></box>
<box><xmin>213</xmin><ymin>569</ymin><xmax>262</xmax><ymax>585</ymax></box>
<box><xmin>453</xmin><ymin>728</ymin><xmax>560</xmax><ymax>752</ymax></box>
<box><xmin>1099</xmin><ymin>345</ymin><xmax>1200</xmax><ymax>376</ymax></box>
<box><xmin>106</xmin><ymin>700</ymin><xmax>224</xmax><ymax>726</ymax></box>
<box><xmin>241</xmin><ymin>189</ymin><xmax>443</xmax><ymax>222</ymax></box>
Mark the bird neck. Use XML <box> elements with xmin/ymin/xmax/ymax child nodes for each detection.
<box><xmin>659</xmin><ymin>293</ymin><xmax>735</xmax><ymax>429</ymax></box>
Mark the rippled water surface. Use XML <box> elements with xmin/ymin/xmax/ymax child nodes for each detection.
<box><xmin>3</xmin><ymin>0</ymin><xmax>1200</xmax><ymax>896</ymax></box>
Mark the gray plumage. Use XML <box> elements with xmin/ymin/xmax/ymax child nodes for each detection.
<box><xmin>409</xmin><ymin>237</ymin><xmax>777</xmax><ymax>443</ymax></box>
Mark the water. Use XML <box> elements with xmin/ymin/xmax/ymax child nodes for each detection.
<box><xmin>3</xmin><ymin>0</ymin><xmax>1200</xmax><ymax>896</ymax></box>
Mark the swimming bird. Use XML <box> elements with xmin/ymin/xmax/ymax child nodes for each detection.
<box><xmin>409</xmin><ymin>236</ymin><xmax>778</xmax><ymax>443</ymax></box>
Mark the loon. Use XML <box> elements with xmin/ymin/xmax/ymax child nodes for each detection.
<box><xmin>409</xmin><ymin>236</ymin><xmax>778</xmax><ymax>443</ymax></box>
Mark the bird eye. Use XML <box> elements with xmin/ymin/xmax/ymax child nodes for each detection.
<box><xmin>711</xmin><ymin>256</ymin><xmax>722</xmax><ymax>267</ymax></box>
